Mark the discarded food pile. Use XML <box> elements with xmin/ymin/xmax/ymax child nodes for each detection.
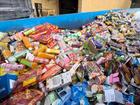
<box><xmin>0</xmin><ymin>11</ymin><xmax>140</xmax><ymax>105</ymax></box>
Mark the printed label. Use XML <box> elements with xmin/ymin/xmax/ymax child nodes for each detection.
<box><xmin>9</xmin><ymin>79</ymin><xmax>16</xmax><ymax>89</ymax></box>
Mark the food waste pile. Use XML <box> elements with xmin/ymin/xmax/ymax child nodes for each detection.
<box><xmin>0</xmin><ymin>11</ymin><xmax>140</xmax><ymax>105</ymax></box>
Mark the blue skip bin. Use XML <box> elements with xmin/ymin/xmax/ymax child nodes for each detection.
<box><xmin>0</xmin><ymin>8</ymin><xmax>139</xmax><ymax>32</ymax></box>
<box><xmin>0</xmin><ymin>10</ymin><xmax>111</xmax><ymax>32</ymax></box>
<box><xmin>0</xmin><ymin>8</ymin><xmax>139</xmax><ymax>100</ymax></box>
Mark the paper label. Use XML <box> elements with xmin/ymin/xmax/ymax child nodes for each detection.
<box><xmin>46</xmin><ymin>49</ymin><xmax>51</xmax><ymax>52</ymax></box>
<box><xmin>9</xmin><ymin>45</ymin><xmax>14</xmax><ymax>52</ymax></box>
<box><xmin>104</xmin><ymin>89</ymin><xmax>124</xmax><ymax>104</ymax></box>
<box><xmin>70</xmin><ymin>62</ymin><xmax>80</xmax><ymax>76</ymax></box>
<box><xmin>104</xmin><ymin>89</ymin><xmax>115</xmax><ymax>102</ymax></box>
<box><xmin>47</xmin><ymin>75</ymin><xmax>62</xmax><ymax>89</ymax></box>
<box><xmin>9</xmin><ymin>79</ymin><xmax>16</xmax><ymax>89</ymax></box>
<box><xmin>26</xmin><ymin>52</ymin><xmax>34</xmax><ymax>61</ymax></box>
<box><xmin>42</xmin><ymin>68</ymin><xmax>47</xmax><ymax>74</ymax></box>
<box><xmin>52</xmin><ymin>76</ymin><xmax>62</xmax><ymax>86</ymax></box>
<box><xmin>62</xmin><ymin>71</ymin><xmax>72</xmax><ymax>84</ymax></box>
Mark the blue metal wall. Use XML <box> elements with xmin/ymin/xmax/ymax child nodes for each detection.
<box><xmin>0</xmin><ymin>8</ymin><xmax>139</xmax><ymax>32</ymax></box>
<box><xmin>0</xmin><ymin>10</ymin><xmax>109</xmax><ymax>32</ymax></box>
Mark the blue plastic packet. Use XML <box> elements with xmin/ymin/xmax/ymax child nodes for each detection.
<box><xmin>56</xmin><ymin>86</ymin><xmax>71</xmax><ymax>105</ymax></box>
<box><xmin>123</xmin><ymin>93</ymin><xmax>134</xmax><ymax>104</ymax></box>
<box><xmin>80</xmin><ymin>97</ymin><xmax>89</xmax><ymax>105</ymax></box>
<box><xmin>69</xmin><ymin>81</ymin><xmax>88</xmax><ymax>104</ymax></box>
<box><xmin>131</xmin><ymin>58</ymin><xmax>140</xmax><ymax>66</ymax></box>
<box><xmin>115</xmin><ymin>51</ymin><xmax>125</xmax><ymax>56</ymax></box>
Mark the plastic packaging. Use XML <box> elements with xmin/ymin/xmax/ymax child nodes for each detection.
<box><xmin>19</xmin><ymin>59</ymin><xmax>37</xmax><ymax>68</ymax></box>
<box><xmin>22</xmin><ymin>36</ymin><xmax>32</xmax><ymax>50</ymax></box>
<box><xmin>37</xmin><ymin>52</ymin><xmax>55</xmax><ymax>59</ymax></box>
<box><xmin>0</xmin><ymin>63</ymin><xmax>24</xmax><ymax>70</ymax></box>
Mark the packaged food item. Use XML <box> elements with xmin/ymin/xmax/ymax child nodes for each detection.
<box><xmin>38</xmin><ymin>44</ymin><xmax>48</xmax><ymax>52</ymax></box>
<box><xmin>133</xmin><ymin>68</ymin><xmax>140</xmax><ymax>85</ymax></box>
<box><xmin>2</xmin><ymin>89</ymin><xmax>43</xmax><ymax>105</ymax></box>
<box><xmin>10</xmin><ymin>32</ymin><xmax>24</xmax><ymax>41</ymax></box>
<box><xmin>46</xmin><ymin>48</ymin><xmax>60</xmax><ymax>54</ymax></box>
<box><xmin>19</xmin><ymin>59</ymin><xmax>37</xmax><ymax>68</ymax></box>
<box><xmin>104</xmin><ymin>88</ymin><xmax>124</xmax><ymax>104</ymax></box>
<box><xmin>69</xmin><ymin>61</ymin><xmax>81</xmax><ymax>76</ymax></box>
<box><xmin>26</xmin><ymin>52</ymin><xmax>49</xmax><ymax>64</ymax></box>
<box><xmin>33</xmin><ymin>44</ymin><xmax>48</xmax><ymax>56</ymax></box>
<box><xmin>9</xmin><ymin>41</ymin><xmax>25</xmax><ymax>53</ymax></box>
<box><xmin>14</xmin><ymin>50</ymin><xmax>29</xmax><ymax>59</ymax></box>
<box><xmin>91</xmin><ymin>84</ymin><xmax>103</xmax><ymax>93</ymax></box>
<box><xmin>16</xmin><ymin>70</ymin><xmax>37</xmax><ymax>89</ymax></box>
<box><xmin>37</xmin><ymin>52</ymin><xmax>55</xmax><ymax>59</ymax></box>
<box><xmin>22</xmin><ymin>36</ymin><xmax>32</xmax><ymax>50</ymax></box>
<box><xmin>40</xmin><ymin>64</ymin><xmax>62</xmax><ymax>81</ymax></box>
<box><xmin>46</xmin><ymin>71</ymin><xmax>72</xmax><ymax>90</ymax></box>
<box><xmin>105</xmin><ymin>73</ymin><xmax>120</xmax><ymax>85</ymax></box>
<box><xmin>55</xmin><ymin>54</ymin><xmax>71</xmax><ymax>69</ymax></box>
<box><xmin>0</xmin><ymin>42</ymin><xmax>8</xmax><ymax>50</ymax></box>
<box><xmin>44</xmin><ymin>91</ymin><xmax>62</xmax><ymax>105</ymax></box>
<box><xmin>123</xmin><ymin>93</ymin><xmax>134</xmax><ymax>104</ymax></box>
<box><xmin>56</xmin><ymin>86</ymin><xmax>71</xmax><ymax>103</ymax></box>
<box><xmin>2</xmin><ymin>50</ymin><xmax>12</xmax><ymax>58</ymax></box>
<box><xmin>0</xmin><ymin>63</ymin><xmax>24</xmax><ymax>70</ymax></box>
<box><xmin>39</xmin><ymin>82</ymin><xmax>47</xmax><ymax>95</ymax></box>
<box><xmin>83</xmin><ymin>61</ymin><xmax>102</xmax><ymax>80</ymax></box>
<box><xmin>0</xmin><ymin>32</ymin><xmax>7</xmax><ymax>41</ymax></box>
<box><xmin>7</xmin><ymin>56</ymin><xmax>17</xmax><ymax>63</ymax></box>
<box><xmin>0</xmin><ymin>67</ymin><xmax>5</xmax><ymax>76</ymax></box>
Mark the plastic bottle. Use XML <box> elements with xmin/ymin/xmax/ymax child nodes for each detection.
<box><xmin>57</xmin><ymin>40</ymin><xmax>67</xmax><ymax>50</ymax></box>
